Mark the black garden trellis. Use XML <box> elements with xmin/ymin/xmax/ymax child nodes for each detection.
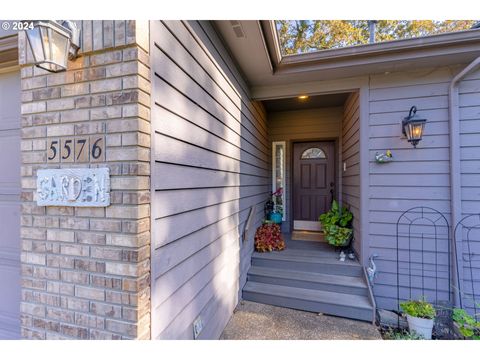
<box><xmin>454</xmin><ymin>214</ymin><xmax>480</xmax><ymax>321</ymax></box>
<box><xmin>396</xmin><ymin>207</ymin><xmax>452</xmax><ymax>316</ymax></box>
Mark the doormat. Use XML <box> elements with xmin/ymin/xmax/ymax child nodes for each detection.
<box><xmin>291</xmin><ymin>230</ymin><xmax>325</xmax><ymax>242</ymax></box>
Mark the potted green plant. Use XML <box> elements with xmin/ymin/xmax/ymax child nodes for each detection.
<box><xmin>318</xmin><ymin>200</ymin><xmax>353</xmax><ymax>247</ymax></box>
<box><xmin>452</xmin><ymin>308</ymin><xmax>480</xmax><ymax>340</ymax></box>
<box><xmin>400</xmin><ymin>298</ymin><xmax>436</xmax><ymax>339</ymax></box>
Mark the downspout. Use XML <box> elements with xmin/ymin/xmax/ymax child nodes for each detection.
<box><xmin>368</xmin><ymin>21</ymin><xmax>377</xmax><ymax>44</ymax></box>
<box><xmin>448</xmin><ymin>56</ymin><xmax>480</xmax><ymax>307</ymax></box>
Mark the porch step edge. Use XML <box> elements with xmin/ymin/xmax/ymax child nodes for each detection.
<box><xmin>248</xmin><ymin>266</ymin><xmax>367</xmax><ymax>288</ymax></box>
<box><xmin>252</xmin><ymin>254</ymin><xmax>362</xmax><ymax>276</ymax></box>
<box><xmin>257</xmin><ymin>247</ymin><xmax>342</xmax><ymax>260</ymax></box>
<box><xmin>243</xmin><ymin>282</ymin><xmax>373</xmax><ymax>322</ymax></box>
<box><xmin>244</xmin><ymin>281</ymin><xmax>372</xmax><ymax>309</ymax></box>
<box><xmin>252</xmin><ymin>251</ymin><xmax>361</xmax><ymax>267</ymax></box>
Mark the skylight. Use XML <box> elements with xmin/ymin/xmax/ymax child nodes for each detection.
<box><xmin>275</xmin><ymin>20</ymin><xmax>479</xmax><ymax>56</ymax></box>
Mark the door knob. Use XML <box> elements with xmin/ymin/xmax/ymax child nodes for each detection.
<box><xmin>330</xmin><ymin>182</ymin><xmax>334</xmax><ymax>187</ymax></box>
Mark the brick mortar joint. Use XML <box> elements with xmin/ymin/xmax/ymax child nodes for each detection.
<box><xmin>20</xmin><ymin>43</ymin><xmax>146</xmax><ymax>70</ymax></box>
<box><xmin>34</xmin><ymin>226</ymin><xmax>149</xmax><ymax>233</ymax></box>
<box><xmin>21</xmin><ymin>324</ymin><xmax>139</xmax><ymax>340</ymax></box>
<box><xmin>34</xmin><ymin>324</ymin><xmax>138</xmax><ymax>339</ymax></box>
<box><xmin>20</xmin><ymin>87</ymin><xmax>152</xmax><ymax>102</ymax></box>
<box><xmin>21</xmin><ymin>287</ymin><xmax>149</xmax><ymax>301</ymax></box>
<box><xmin>21</xmin><ymin>259</ymin><xmax>151</xmax><ymax>271</ymax></box>
<box><xmin>40</xmin><ymin>307</ymin><xmax>143</xmax><ymax>321</ymax></box>
<box><xmin>79</xmin><ymin>43</ymin><xmax>148</xmax><ymax>58</ymax></box>
<box><xmin>21</xmin><ymin>115</ymin><xmax>152</xmax><ymax>126</ymax></box>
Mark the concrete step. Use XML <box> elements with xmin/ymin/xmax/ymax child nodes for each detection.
<box><xmin>247</xmin><ymin>266</ymin><xmax>368</xmax><ymax>296</ymax></box>
<box><xmin>243</xmin><ymin>281</ymin><xmax>373</xmax><ymax>322</ymax></box>
<box><xmin>251</xmin><ymin>252</ymin><xmax>362</xmax><ymax>276</ymax></box>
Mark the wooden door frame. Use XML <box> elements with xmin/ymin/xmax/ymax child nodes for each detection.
<box><xmin>289</xmin><ymin>137</ymin><xmax>339</xmax><ymax>233</ymax></box>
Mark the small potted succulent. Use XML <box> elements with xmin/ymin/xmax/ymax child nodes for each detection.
<box><xmin>400</xmin><ymin>298</ymin><xmax>436</xmax><ymax>339</ymax></box>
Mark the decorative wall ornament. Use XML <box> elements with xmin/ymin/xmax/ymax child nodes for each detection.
<box><xmin>375</xmin><ymin>150</ymin><xmax>393</xmax><ymax>163</ymax></box>
<box><xmin>366</xmin><ymin>254</ymin><xmax>379</xmax><ymax>285</ymax></box>
<box><xmin>36</xmin><ymin>168</ymin><xmax>110</xmax><ymax>207</ymax></box>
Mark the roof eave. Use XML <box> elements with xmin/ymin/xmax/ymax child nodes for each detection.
<box><xmin>262</xmin><ymin>21</ymin><xmax>480</xmax><ymax>69</ymax></box>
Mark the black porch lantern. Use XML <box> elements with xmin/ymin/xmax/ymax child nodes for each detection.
<box><xmin>25</xmin><ymin>20</ymin><xmax>80</xmax><ymax>73</ymax></box>
<box><xmin>402</xmin><ymin>106</ymin><xmax>426</xmax><ymax>148</ymax></box>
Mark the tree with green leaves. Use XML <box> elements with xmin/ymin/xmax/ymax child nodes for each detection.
<box><xmin>276</xmin><ymin>20</ymin><xmax>478</xmax><ymax>55</ymax></box>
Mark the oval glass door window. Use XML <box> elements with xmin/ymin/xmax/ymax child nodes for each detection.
<box><xmin>301</xmin><ymin>147</ymin><xmax>326</xmax><ymax>159</ymax></box>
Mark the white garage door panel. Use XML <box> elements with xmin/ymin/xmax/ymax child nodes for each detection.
<box><xmin>0</xmin><ymin>263</ymin><xmax>21</xmax><ymax>339</ymax></box>
<box><xmin>0</xmin><ymin>70</ymin><xmax>21</xmax><ymax>340</ymax></box>
<box><xmin>0</xmin><ymin>203</ymin><xmax>20</xmax><ymax>250</ymax></box>
<box><xmin>0</xmin><ymin>131</ymin><xmax>21</xmax><ymax>187</ymax></box>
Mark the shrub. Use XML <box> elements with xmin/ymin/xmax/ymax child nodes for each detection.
<box><xmin>383</xmin><ymin>328</ymin><xmax>424</xmax><ymax>340</ymax></box>
<box><xmin>452</xmin><ymin>308</ymin><xmax>480</xmax><ymax>339</ymax></box>
<box><xmin>400</xmin><ymin>299</ymin><xmax>436</xmax><ymax>319</ymax></box>
<box><xmin>254</xmin><ymin>223</ymin><xmax>285</xmax><ymax>252</ymax></box>
<box><xmin>319</xmin><ymin>200</ymin><xmax>353</xmax><ymax>246</ymax></box>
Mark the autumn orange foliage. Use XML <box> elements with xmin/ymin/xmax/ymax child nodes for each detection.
<box><xmin>254</xmin><ymin>223</ymin><xmax>285</xmax><ymax>252</ymax></box>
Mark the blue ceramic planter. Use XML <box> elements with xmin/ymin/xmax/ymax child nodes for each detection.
<box><xmin>270</xmin><ymin>212</ymin><xmax>282</xmax><ymax>224</ymax></box>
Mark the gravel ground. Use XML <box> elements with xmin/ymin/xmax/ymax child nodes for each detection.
<box><xmin>220</xmin><ymin>301</ymin><xmax>382</xmax><ymax>340</ymax></box>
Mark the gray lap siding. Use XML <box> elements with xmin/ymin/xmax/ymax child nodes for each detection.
<box><xmin>342</xmin><ymin>92</ymin><xmax>361</xmax><ymax>258</ymax></box>
<box><xmin>458</xmin><ymin>67</ymin><xmax>480</xmax><ymax>314</ymax></box>
<box><xmin>150</xmin><ymin>20</ymin><xmax>480</xmax><ymax>333</ymax></box>
<box><xmin>150</xmin><ymin>20</ymin><xmax>269</xmax><ymax>339</ymax></box>
<box><xmin>367</xmin><ymin>66</ymin><xmax>464</xmax><ymax>310</ymax></box>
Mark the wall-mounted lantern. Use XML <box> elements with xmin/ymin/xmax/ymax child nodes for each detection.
<box><xmin>402</xmin><ymin>106</ymin><xmax>426</xmax><ymax>148</ymax></box>
<box><xmin>25</xmin><ymin>20</ymin><xmax>80</xmax><ymax>73</ymax></box>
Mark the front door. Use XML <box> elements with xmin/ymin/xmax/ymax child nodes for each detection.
<box><xmin>293</xmin><ymin>141</ymin><xmax>335</xmax><ymax>231</ymax></box>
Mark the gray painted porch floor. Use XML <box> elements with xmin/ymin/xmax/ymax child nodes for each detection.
<box><xmin>220</xmin><ymin>300</ymin><xmax>381</xmax><ymax>340</ymax></box>
<box><xmin>268</xmin><ymin>235</ymin><xmax>357</xmax><ymax>261</ymax></box>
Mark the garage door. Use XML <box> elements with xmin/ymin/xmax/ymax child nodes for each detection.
<box><xmin>0</xmin><ymin>70</ymin><xmax>21</xmax><ymax>339</ymax></box>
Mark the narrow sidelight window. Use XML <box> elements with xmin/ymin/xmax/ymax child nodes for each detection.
<box><xmin>272</xmin><ymin>141</ymin><xmax>286</xmax><ymax>221</ymax></box>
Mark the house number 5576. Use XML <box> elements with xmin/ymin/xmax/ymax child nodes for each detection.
<box><xmin>47</xmin><ymin>136</ymin><xmax>105</xmax><ymax>163</ymax></box>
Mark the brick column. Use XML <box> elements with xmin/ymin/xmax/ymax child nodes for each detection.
<box><xmin>19</xmin><ymin>21</ymin><xmax>151</xmax><ymax>339</ymax></box>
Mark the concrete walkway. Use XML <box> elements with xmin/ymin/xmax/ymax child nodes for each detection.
<box><xmin>220</xmin><ymin>301</ymin><xmax>382</xmax><ymax>340</ymax></box>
